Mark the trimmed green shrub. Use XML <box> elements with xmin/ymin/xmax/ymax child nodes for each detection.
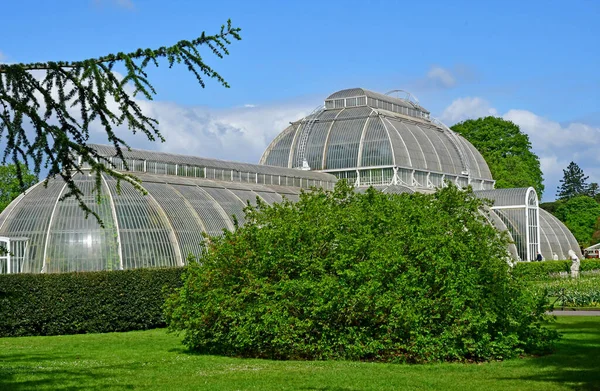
<box><xmin>582</xmin><ymin>259</ymin><xmax>600</xmax><ymax>272</ymax></box>
<box><xmin>513</xmin><ymin>261</ymin><xmax>571</xmax><ymax>281</ymax></box>
<box><xmin>0</xmin><ymin>267</ymin><xmax>184</xmax><ymax>337</ymax></box>
<box><xmin>166</xmin><ymin>182</ymin><xmax>558</xmax><ymax>363</ymax></box>
<box><xmin>514</xmin><ymin>259</ymin><xmax>600</xmax><ymax>281</ymax></box>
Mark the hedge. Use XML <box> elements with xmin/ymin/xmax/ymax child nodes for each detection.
<box><xmin>582</xmin><ymin>259</ymin><xmax>600</xmax><ymax>272</ymax></box>
<box><xmin>0</xmin><ymin>267</ymin><xmax>184</xmax><ymax>338</ymax></box>
<box><xmin>513</xmin><ymin>259</ymin><xmax>600</xmax><ymax>281</ymax></box>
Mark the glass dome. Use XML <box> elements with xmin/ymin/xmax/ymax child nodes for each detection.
<box><xmin>260</xmin><ymin>88</ymin><xmax>494</xmax><ymax>191</ymax></box>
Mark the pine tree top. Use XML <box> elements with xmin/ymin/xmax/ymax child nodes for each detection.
<box><xmin>0</xmin><ymin>20</ymin><xmax>241</xmax><ymax>225</ymax></box>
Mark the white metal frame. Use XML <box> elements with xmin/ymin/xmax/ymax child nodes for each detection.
<box><xmin>0</xmin><ymin>236</ymin><xmax>10</xmax><ymax>274</ymax></box>
<box><xmin>1</xmin><ymin>236</ymin><xmax>29</xmax><ymax>274</ymax></box>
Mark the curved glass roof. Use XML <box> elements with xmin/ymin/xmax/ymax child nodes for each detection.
<box><xmin>260</xmin><ymin>88</ymin><xmax>493</xmax><ymax>182</ymax></box>
<box><xmin>538</xmin><ymin>208</ymin><xmax>582</xmax><ymax>260</ymax></box>
<box><xmin>90</xmin><ymin>144</ymin><xmax>336</xmax><ymax>183</ymax></box>
<box><xmin>475</xmin><ymin>188</ymin><xmax>536</xmax><ymax>207</ymax></box>
<box><xmin>479</xmin><ymin>206</ymin><xmax>520</xmax><ymax>261</ymax></box>
<box><xmin>475</xmin><ymin>188</ymin><xmax>582</xmax><ymax>261</ymax></box>
<box><xmin>0</xmin><ymin>172</ymin><xmax>309</xmax><ymax>274</ymax></box>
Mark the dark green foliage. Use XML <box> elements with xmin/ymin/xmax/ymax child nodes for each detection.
<box><xmin>451</xmin><ymin>117</ymin><xmax>544</xmax><ymax>197</ymax></box>
<box><xmin>555</xmin><ymin>196</ymin><xmax>600</xmax><ymax>247</ymax></box>
<box><xmin>0</xmin><ymin>163</ymin><xmax>37</xmax><ymax>213</ymax></box>
<box><xmin>0</xmin><ymin>267</ymin><xmax>184</xmax><ymax>337</ymax></box>
<box><xmin>0</xmin><ymin>21</ymin><xmax>241</xmax><ymax>225</ymax></box>
<box><xmin>592</xmin><ymin>216</ymin><xmax>600</xmax><ymax>246</ymax></box>
<box><xmin>588</xmin><ymin>183</ymin><xmax>599</xmax><ymax>199</ymax></box>
<box><xmin>166</xmin><ymin>182</ymin><xmax>558</xmax><ymax>363</ymax></box>
<box><xmin>540</xmin><ymin>200</ymin><xmax>563</xmax><ymax>216</ymax></box>
<box><xmin>557</xmin><ymin>162</ymin><xmax>590</xmax><ymax>200</ymax></box>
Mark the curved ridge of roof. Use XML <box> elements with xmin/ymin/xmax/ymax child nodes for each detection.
<box><xmin>88</xmin><ymin>143</ymin><xmax>336</xmax><ymax>182</ymax></box>
<box><xmin>474</xmin><ymin>188</ymin><xmax>533</xmax><ymax>207</ymax></box>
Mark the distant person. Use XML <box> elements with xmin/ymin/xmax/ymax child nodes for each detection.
<box><xmin>568</xmin><ymin>249</ymin><xmax>581</xmax><ymax>278</ymax></box>
<box><xmin>536</xmin><ymin>253</ymin><xmax>543</xmax><ymax>262</ymax></box>
<box><xmin>553</xmin><ymin>253</ymin><xmax>559</xmax><ymax>261</ymax></box>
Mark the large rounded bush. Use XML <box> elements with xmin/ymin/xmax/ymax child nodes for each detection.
<box><xmin>165</xmin><ymin>183</ymin><xmax>557</xmax><ymax>363</ymax></box>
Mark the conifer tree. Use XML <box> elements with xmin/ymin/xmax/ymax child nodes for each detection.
<box><xmin>0</xmin><ymin>20</ymin><xmax>241</xmax><ymax>224</ymax></box>
<box><xmin>556</xmin><ymin>161</ymin><xmax>589</xmax><ymax>200</ymax></box>
<box><xmin>588</xmin><ymin>182</ymin><xmax>600</xmax><ymax>200</ymax></box>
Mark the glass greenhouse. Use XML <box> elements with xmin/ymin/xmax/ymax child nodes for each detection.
<box><xmin>0</xmin><ymin>87</ymin><xmax>582</xmax><ymax>274</ymax></box>
<box><xmin>0</xmin><ymin>148</ymin><xmax>336</xmax><ymax>274</ymax></box>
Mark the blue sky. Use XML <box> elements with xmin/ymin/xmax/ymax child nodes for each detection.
<box><xmin>1</xmin><ymin>0</ymin><xmax>599</xmax><ymax>200</ymax></box>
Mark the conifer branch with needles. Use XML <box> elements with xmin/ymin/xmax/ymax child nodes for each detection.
<box><xmin>0</xmin><ymin>20</ymin><xmax>241</xmax><ymax>226</ymax></box>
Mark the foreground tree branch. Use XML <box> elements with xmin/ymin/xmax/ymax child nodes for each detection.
<box><xmin>0</xmin><ymin>20</ymin><xmax>241</xmax><ymax>226</ymax></box>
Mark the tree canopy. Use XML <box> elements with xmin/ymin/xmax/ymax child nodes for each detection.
<box><xmin>542</xmin><ymin>163</ymin><xmax>600</xmax><ymax>247</ymax></box>
<box><xmin>0</xmin><ymin>20</ymin><xmax>241</xmax><ymax>224</ymax></box>
<box><xmin>451</xmin><ymin>117</ymin><xmax>544</xmax><ymax>197</ymax></box>
<box><xmin>166</xmin><ymin>182</ymin><xmax>557</xmax><ymax>363</ymax></box>
<box><xmin>555</xmin><ymin>195</ymin><xmax>600</xmax><ymax>247</ymax></box>
<box><xmin>588</xmin><ymin>182</ymin><xmax>600</xmax><ymax>202</ymax></box>
<box><xmin>0</xmin><ymin>164</ymin><xmax>37</xmax><ymax>213</ymax></box>
<box><xmin>556</xmin><ymin>161</ymin><xmax>590</xmax><ymax>200</ymax></box>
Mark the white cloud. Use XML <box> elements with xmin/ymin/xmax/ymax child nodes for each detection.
<box><xmin>504</xmin><ymin>110</ymin><xmax>600</xmax><ymax>151</ymax></box>
<box><xmin>6</xmin><ymin>68</ymin><xmax>311</xmax><ymax>166</ymax></box>
<box><xmin>89</xmin><ymin>99</ymin><xmax>312</xmax><ymax>164</ymax></box>
<box><xmin>0</xmin><ymin>51</ymin><xmax>7</xmax><ymax>63</ymax></box>
<box><xmin>426</xmin><ymin>66</ymin><xmax>456</xmax><ymax>89</ymax></box>
<box><xmin>440</xmin><ymin>97</ymin><xmax>498</xmax><ymax>124</ymax></box>
<box><xmin>413</xmin><ymin>64</ymin><xmax>478</xmax><ymax>91</ymax></box>
<box><xmin>503</xmin><ymin>110</ymin><xmax>600</xmax><ymax>198</ymax></box>
<box><xmin>440</xmin><ymin>97</ymin><xmax>600</xmax><ymax>200</ymax></box>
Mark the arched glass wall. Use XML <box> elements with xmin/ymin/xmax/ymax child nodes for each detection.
<box><xmin>475</xmin><ymin>188</ymin><xmax>581</xmax><ymax>261</ymax></box>
<box><xmin>0</xmin><ymin>147</ymin><xmax>337</xmax><ymax>274</ymax></box>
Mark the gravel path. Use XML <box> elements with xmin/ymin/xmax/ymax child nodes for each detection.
<box><xmin>551</xmin><ymin>310</ymin><xmax>600</xmax><ymax>316</ymax></box>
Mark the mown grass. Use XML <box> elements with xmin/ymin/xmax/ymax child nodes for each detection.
<box><xmin>1</xmin><ymin>316</ymin><xmax>599</xmax><ymax>391</ymax></box>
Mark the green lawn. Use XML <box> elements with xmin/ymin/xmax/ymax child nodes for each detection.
<box><xmin>1</xmin><ymin>317</ymin><xmax>599</xmax><ymax>391</ymax></box>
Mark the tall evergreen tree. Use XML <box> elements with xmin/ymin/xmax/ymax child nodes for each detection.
<box><xmin>556</xmin><ymin>161</ymin><xmax>589</xmax><ymax>200</ymax></box>
<box><xmin>0</xmin><ymin>21</ymin><xmax>241</xmax><ymax>224</ymax></box>
<box><xmin>588</xmin><ymin>182</ymin><xmax>600</xmax><ymax>200</ymax></box>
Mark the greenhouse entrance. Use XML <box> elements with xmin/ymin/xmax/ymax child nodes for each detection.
<box><xmin>474</xmin><ymin>188</ymin><xmax>540</xmax><ymax>262</ymax></box>
<box><xmin>0</xmin><ymin>236</ymin><xmax>29</xmax><ymax>274</ymax></box>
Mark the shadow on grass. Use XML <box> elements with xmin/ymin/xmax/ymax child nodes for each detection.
<box><xmin>0</xmin><ymin>352</ymin><xmax>135</xmax><ymax>391</ymax></box>
<box><xmin>299</xmin><ymin>388</ymin><xmax>360</xmax><ymax>391</ymax></box>
<box><xmin>498</xmin><ymin>319</ymin><xmax>600</xmax><ymax>390</ymax></box>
